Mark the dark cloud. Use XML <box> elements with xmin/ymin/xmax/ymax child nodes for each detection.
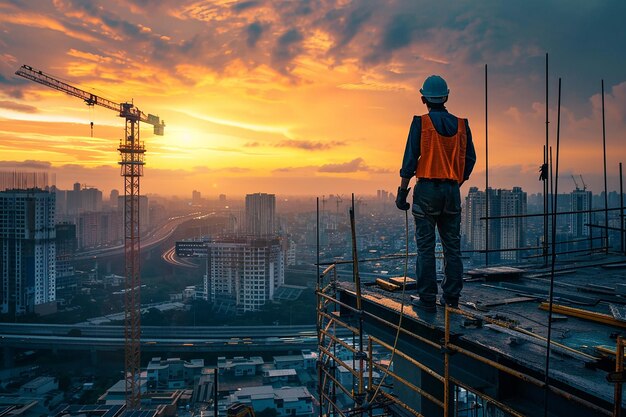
<box><xmin>244</xmin><ymin>140</ymin><xmax>345</xmax><ymax>150</ymax></box>
<box><xmin>365</xmin><ymin>13</ymin><xmax>418</xmax><ymax>64</ymax></box>
<box><xmin>0</xmin><ymin>100</ymin><xmax>38</xmax><ymax>113</ymax></box>
<box><xmin>275</xmin><ymin>140</ymin><xmax>345</xmax><ymax>150</ymax></box>
<box><xmin>246</xmin><ymin>21</ymin><xmax>264</xmax><ymax>48</ymax></box>
<box><xmin>0</xmin><ymin>160</ymin><xmax>52</xmax><ymax>169</ymax></box>
<box><xmin>233</xmin><ymin>1</ymin><xmax>261</xmax><ymax>13</ymax></box>
<box><xmin>318</xmin><ymin>158</ymin><xmax>390</xmax><ymax>174</ymax></box>
<box><xmin>192</xmin><ymin>166</ymin><xmax>251</xmax><ymax>174</ymax></box>
<box><xmin>328</xmin><ymin>5</ymin><xmax>373</xmax><ymax>54</ymax></box>
<box><xmin>275</xmin><ymin>0</ymin><xmax>315</xmax><ymax>18</ymax></box>
<box><xmin>272</xmin><ymin>28</ymin><xmax>304</xmax><ymax>73</ymax></box>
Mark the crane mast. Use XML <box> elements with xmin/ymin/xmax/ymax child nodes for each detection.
<box><xmin>15</xmin><ymin>64</ymin><xmax>165</xmax><ymax>409</ymax></box>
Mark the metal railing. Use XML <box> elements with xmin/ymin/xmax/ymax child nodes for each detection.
<box><xmin>316</xmin><ymin>261</ymin><xmax>623</xmax><ymax>417</ymax></box>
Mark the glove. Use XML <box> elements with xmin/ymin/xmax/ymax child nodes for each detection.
<box><xmin>395</xmin><ymin>187</ymin><xmax>411</xmax><ymax>211</ymax></box>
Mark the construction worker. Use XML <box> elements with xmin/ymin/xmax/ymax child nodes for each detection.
<box><xmin>395</xmin><ymin>75</ymin><xmax>476</xmax><ymax>312</ymax></box>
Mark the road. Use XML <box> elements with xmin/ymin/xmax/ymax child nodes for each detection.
<box><xmin>162</xmin><ymin>245</ymin><xmax>199</xmax><ymax>268</ymax></box>
<box><xmin>0</xmin><ymin>323</ymin><xmax>335</xmax><ymax>356</ymax></box>
<box><xmin>74</xmin><ymin>211</ymin><xmax>208</xmax><ymax>261</ymax></box>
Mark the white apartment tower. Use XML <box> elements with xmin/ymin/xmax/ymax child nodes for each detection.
<box><xmin>0</xmin><ymin>188</ymin><xmax>56</xmax><ymax>315</ymax></box>
<box><xmin>204</xmin><ymin>236</ymin><xmax>284</xmax><ymax>313</ymax></box>
<box><xmin>245</xmin><ymin>193</ymin><xmax>276</xmax><ymax>236</ymax></box>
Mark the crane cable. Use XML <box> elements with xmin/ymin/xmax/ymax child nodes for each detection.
<box><xmin>89</xmin><ymin>104</ymin><xmax>94</xmax><ymax>138</ymax></box>
<box><xmin>367</xmin><ymin>208</ymin><xmax>410</xmax><ymax>405</ymax></box>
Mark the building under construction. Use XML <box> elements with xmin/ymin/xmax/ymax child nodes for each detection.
<box><xmin>316</xmin><ymin>256</ymin><xmax>626</xmax><ymax>417</ymax></box>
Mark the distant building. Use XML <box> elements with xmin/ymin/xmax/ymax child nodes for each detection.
<box><xmin>498</xmin><ymin>187</ymin><xmax>527</xmax><ymax>261</ymax></box>
<box><xmin>273</xmin><ymin>350</ymin><xmax>317</xmax><ymax>370</ymax></box>
<box><xmin>462</xmin><ymin>187</ymin><xmax>527</xmax><ymax>263</ymax></box>
<box><xmin>55</xmin><ymin>222</ymin><xmax>77</xmax><ymax>295</ymax></box>
<box><xmin>76</xmin><ymin>211</ymin><xmax>122</xmax><ymax>249</ymax></box>
<box><xmin>146</xmin><ymin>357</ymin><xmax>204</xmax><ymax>390</ymax></box>
<box><xmin>217</xmin><ymin>356</ymin><xmax>264</xmax><ymax>376</ymax></box>
<box><xmin>66</xmin><ymin>183</ymin><xmax>102</xmax><ymax>216</ymax></box>
<box><xmin>204</xmin><ymin>236</ymin><xmax>284</xmax><ymax>313</ymax></box>
<box><xmin>227</xmin><ymin>386</ymin><xmax>314</xmax><ymax>417</ymax></box>
<box><xmin>0</xmin><ymin>188</ymin><xmax>56</xmax><ymax>315</ymax></box>
<box><xmin>20</xmin><ymin>376</ymin><xmax>58</xmax><ymax>396</ymax></box>
<box><xmin>192</xmin><ymin>190</ymin><xmax>201</xmax><ymax>206</ymax></box>
<box><xmin>109</xmin><ymin>189</ymin><xmax>119</xmax><ymax>208</ymax></box>
<box><xmin>263</xmin><ymin>369</ymin><xmax>298</xmax><ymax>385</ymax></box>
<box><xmin>570</xmin><ymin>188</ymin><xmax>592</xmax><ymax>237</ymax></box>
<box><xmin>246</xmin><ymin>193</ymin><xmax>276</xmax><ymax>236</ymax></box>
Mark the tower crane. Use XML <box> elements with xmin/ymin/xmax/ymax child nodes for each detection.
<box><xmin>579</xmin><ymin>175</ymin><xmax>588</xmax><ymax>191</ymax></box>
<box><xmin>15</xmin><ymin>64</ymin><xmax>165</xmax><ymax>409</ymax></box>
<box><xmin>571</xmin><ymin>174</ymin><xmax>581</xmax><ymax>191</ymax></box>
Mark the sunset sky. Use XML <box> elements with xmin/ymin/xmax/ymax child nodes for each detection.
<box><xmin>1</xmin><ymin>0</ymin><xmax>625</xmax><ymax>198</ymax></box>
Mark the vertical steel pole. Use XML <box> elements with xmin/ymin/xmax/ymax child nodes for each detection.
<box><xmin>543</xmin><ymin>53</ymin><xmax>550</xmax><ymax>265</ymax></box>
<box><xmin>544</xmin><ymin>78</ymin><xmax>562</xmax><ymax>417</ymax></box>
<box><xmin>444</xmin><ymin>306</ymin><xmax>451</xmax><ymax>417</ymax></box>
<box><xmin>316</xmin><ymin>197</ymin><xmax>323</xmax><ymax>417</ymax></box>
<box><xmin>214</xmin><ymin>369</ymin><xmax>218</xmax><ymax>417</ymax></box>
<box><xmin>485</xmin><ymin>64</ymin><xmax>489</xmax><ymax>266</ymax></box>
<box><xmin>602</xmin><ymin>80</ymin><xmax>609</xmax><ymax>253</ymax></box>
<box><xmin>619</xmin><ymin>162</ymin><xmax>626</xmax><ymax>254</ymax></box>
<box><xmin>615</xmin><ymin>336</ymin><xmax>624</xmax><ymax>417</ymax></box>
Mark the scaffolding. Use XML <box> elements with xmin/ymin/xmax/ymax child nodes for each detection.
<box><xmin>316</xmin><ymin>261</ymin><xmax>625</xmax><ymax>417</ymax></box>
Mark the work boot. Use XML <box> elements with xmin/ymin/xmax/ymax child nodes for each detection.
<box><xmin>439</xmin><ymin>297</ymin><xmax>459</xmax><ymax>308</ymax></box>
<box><xmin>411</xmin><ymin>296</ymin><xmax>436</xmax><ymax>313</ymax></box>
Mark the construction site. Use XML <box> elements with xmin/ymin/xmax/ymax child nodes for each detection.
<box><xmin>315</xmin><ymin>60</ymin><xmax>626</xmax><ymax>417</ymax></box>
<box><xmin>5</xmin><ymin>49</ymin><xmax>626</xmax><ymax>417</ymax></box>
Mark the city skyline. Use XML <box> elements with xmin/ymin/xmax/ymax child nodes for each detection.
<box><xmin>0</xmin><ymin>1</ymin><xmax>625</xmax><ymax>196</ymax></box>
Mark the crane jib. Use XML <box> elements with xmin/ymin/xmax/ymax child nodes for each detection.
<box><xmin>15</xmin><ymin>64</ymin><xmax>164</xmax><ymax>135</ymax></box>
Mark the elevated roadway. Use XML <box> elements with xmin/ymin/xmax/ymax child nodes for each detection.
<box><xmin>0</xmin><ymin>324</ymin><xmax>340</xmax><ymax>365</ymax></box>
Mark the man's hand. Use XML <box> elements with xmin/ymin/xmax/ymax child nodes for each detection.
<box><xmin>395</xmin><ymin>187</ymin><xmax>411</xmax><ymax>211</ymax></box>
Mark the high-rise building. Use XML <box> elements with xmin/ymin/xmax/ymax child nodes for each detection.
<box><xmin>0</xmin><ymin>188</ymin><xmax>56</xmax><ymax>315</ymax></box>
<box><xmin>570</xmin><ymin>189</ymin><xmax>592</xmax><ymax>237</ymax></box>
<box><xmin>192</xmin><ymin>190</ymin><xmax>202</xmax><ymax>206</ymax></box>
<box><xmin>498</xmin><ymin>187</ymin><xmax>527</xmax><ymax>261</ymax></box>
<box><xmin>55</xmin><ymin>223</ymin><xmax>77</xmax><ymax>295</ymax></box>
<box><xmin>245</xmin><ymin>193</ymin><xmax>276</xmax><ymax>236</ymax></box>
<box><xmin>64</xmin><ymin>183</ymin><xmax>103</xmax><ymax>217</ymax></box>
<box><xmin>204</xmin><ymin>236</ymin><xmax>284</xmax><ymax>313</ymax></box>
<box><xmin>462</xmin><ymin>187</ymin><xmax>527</xmax><ymax>263</ymax></box>
<box><xmin>109</xmin><ymin>189</ymin><xmax>119</xmax><ymax>208</ymax></box>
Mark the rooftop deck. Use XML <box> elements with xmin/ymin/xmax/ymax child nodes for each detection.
<box><xmin>318</xmin><ymin>256</ymin><xmax>626</xmax><ymax>417</ymax></box>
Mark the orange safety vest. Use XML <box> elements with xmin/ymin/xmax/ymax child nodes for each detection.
<box><xmin>415</xmin><ymin>114</ymin><xmax>467</xmax><ymax>183</ymax></box>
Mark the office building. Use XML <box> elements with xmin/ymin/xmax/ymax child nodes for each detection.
<box><xmin>55</xmin><ymin>222</ymin><xmax>77</xmax><ymax>294</ymax></box>
<box><xmin>245</xmin><ymin>193</ymin><xmax>276</xmax><ymax>236</ymax></box>
<box><xmin>204</xmin><ymin>236</ymin><xmax>284</xmax><ymax>313</ymax></box>
<box><xmin>0</xmin><ymin>188</ymin><xmax>56</xmax><ymax>315</ymax></box>
<box><xmin>570</xmin><ymin>189</ymin><xmax>592</xmax><ymax>237</ymax></box>
<box><xmin>462</xmin><ymin>187</ymin><xmax>527</xmax><ymax>263</ymax></box>
<box><xmin>109</xmin><ymin>189</ymin><xmax>119</xmax><ymax>208</ymax></box>
<box><xmin>498</xmin><ymin>187</ymin><xmax>527</xmax><ymax>261</ymax></box>
<box><xmin>192</xmin><ymin>190</ymin><xmax>202</xmax><ymax>206</ymax></box>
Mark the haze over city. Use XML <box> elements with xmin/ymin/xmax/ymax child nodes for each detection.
<box><xmin>1</xmin><ymin>0</ymin><xmax>625</xmax><ymax>196</ymax></box>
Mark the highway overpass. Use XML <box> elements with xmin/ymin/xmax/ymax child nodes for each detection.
<box><xmin>0</xmin><ymin>323</ymin><xmax>338</xmax><ymax>367</ymax></box>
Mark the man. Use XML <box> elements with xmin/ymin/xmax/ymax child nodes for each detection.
<box><xmin>395</xmin><ymin>75</ymin><xmax>476</xmax><ymax>312</ymax></box>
